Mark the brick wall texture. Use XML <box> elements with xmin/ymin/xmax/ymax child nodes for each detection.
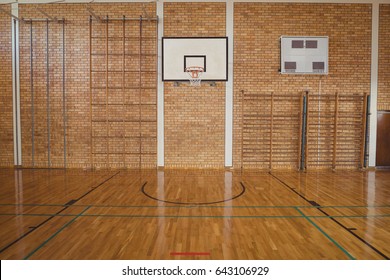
<box><xmin>17</xmin><ymin>3</ymin><xmax>156</xmax><ymax>168</ymax></box>
<box><xmin>0</xmin><ymin>4</ymin><xmax>14</xmax><ymax>167</ymax></box>
<box><xmin>0</xmin><ymin>2</ymin><xmax>387</xmax><ymax>169</ymax></box>
<box><xmin>163</xmin><ymin>2</ymin><xmax>226</xmax><ymax>168</ymax></box>
<box><xmin>234</xmin><ymin>3</ymin><xmax>372</xmax><ymax>169</ymax></box>
<box><xmin>378</xmin><ymin>4</ymin><xmax>390</xmax><ymax>111</ymax></box>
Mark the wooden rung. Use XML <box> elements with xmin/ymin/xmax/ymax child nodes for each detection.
<box><xmin>92</xmin><ymin>103</ymin><xmax>157</xmax><ymax>106</ymax></box>
<box><xmin>93</xmin><ymin>136</ymin><xmax>156</xmax><ymax>139</ymax></box>
<box><xmin>243</xmin><ymin>147</ymin><xmax>271</xmax><ymax>150</ymax></box>
<box><xmin>92</xmin><ymin>119</ymin><xmax>156</xmax><ymax>123</ymax></box>
<box><xmin>241</xmin><ymin>160</ymin><xmax>270</xmax><ymax>163</ymax></box>
<box><xmin>337</xmin><ymin>114</ymin><xmax>363</xmax><ymax>118</ymax></box>
<box><xmin>309</xmin><ymin>97</ymin><xmax>336</xmax><ymax>101</ymax></box>
<box><xmin>272</xmin><ymin>126</ymin><xmax>300</xmax><ymax>129</ymax></box>
<box><xmin>243</xmin><ymin>150</ymin><xmax>271</xmax><ymax>153</ymax></box>
<box><xmin>92</xmin><ymin>152</ymin><xmax>157</xmax><ymax>155</ymax></box>
<box><xmin>308</xmin><ymin>114</ymin><xmax>336</xmax><ymax>118</ymax></box>
<box><xmin>91</xmin><ymin>53</ymin><xmax>156</xmax><ymax>56</ymax></box>
<box><xmin>91</xmin><ymin>87</ymin><xmax>157</xmax><ymax>90</ymax></box>
<box><xmin>336</xmin><ymin>136</ymin><xmax>362</xmax><ymax>140</ymax></box>
<box><xmin>338</xmin><ymin>95</ymin><xmax>364</xmax><ymax>98</ymax></box>
<box><xmin>271</xmin><ymin>151</ymin><xmax>298</xmax><ymax>154</ymax></box>
<box><xmin>91</xmin><ymin>36</ymin><xmax>156</xmax><ymax>40</ymax></box>
<box><xmin>337</xmin><ymin>122</ymin><xmax>362</xmax><ymax>126</ymax></box>
<box><xmin>243</xmin><ymin>114</ymin><xmax>272</xmax><ymax>117</ymax></box>
<box><xmin>92</xmin><ymin>70</ymin><xmax>157</xmax><ymax>73</ymax></box>
<box><xmin>242</xmin><ymin>143</ymin><xmax>271</xmax><ymax>145</ymax></box>
<box><xmin>308</xmin><ymin>123</ymin><xmax>335</xmax><ymax>126</ymax></box>
<box><xmin>243</xmin><ymin>122</ymin><xmax>271</xmax><ymax>125</ymax></box>
<box><xmin>272</xmin><ymin>115</ymin><xmax>299</xmax><ymax>118</ymax></box>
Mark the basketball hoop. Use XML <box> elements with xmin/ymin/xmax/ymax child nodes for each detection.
<box><xmin>185</xmin><ymin>66</ymin><xmax>204</xmax><ymax>86</ymax></box>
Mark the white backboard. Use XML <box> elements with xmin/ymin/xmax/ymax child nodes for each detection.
<box><xmin>162</xmin><ymin>37</ymin><xmax>228</xmax><ymax>81</ymax></box>
<box><xmin>280</xmin><ymin>36</ymin><xmax>328</xmax><ymax>74</ymax></box>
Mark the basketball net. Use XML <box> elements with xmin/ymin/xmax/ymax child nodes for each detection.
<box><xmin>185</xmin><ymin>66</ymin><xmax>204</xmax><ymax>86</ymax></box>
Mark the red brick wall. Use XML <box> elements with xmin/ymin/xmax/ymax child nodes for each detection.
<box><xmin>378</xmin><ymin>4</ymin><xmax>390</xmax><ymax>111</ymax></box>
<box><xmin>234</xmin><ymin>3</ymin><xmax>372</xmax><ymax>169</ymax></box>
<box><xmin>0</xmin><ymin>4</ymin><xmax>14</xmax><ymax>167</ymax></box>
<box><xmin>0</xmin><ymin>2</ymin><xmax>381</xmax><ymax>170</ymax></box>
<box><xmin>163</xmin><ymin>2</ymin><xmax>226</xmax><ymax>168</ymax></box>
<box><xmin>18</xmin><ymin>3</ymin><xmax>157</xmax><ymax>168</ymax></box>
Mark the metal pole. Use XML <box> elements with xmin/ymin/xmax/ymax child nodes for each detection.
<box><xmin>106</xmin><ymin>15</ymin><xmax>109</xmax><ymax>168</ymax></box>
<box><xmin>361</xmin><ymin>93</ymin><xmax>369</xmax><ymax>169</ymax></box>
<box><xmin>300</xmin><ymin>91</ymin><xmax>308</xmax><ymax>170</ymax></box>
<box><xmin>22</xmin><ymin>19</ymin><xmax>65</xmax><ymax>23</ymax></box>
<box><xmin>122</xmin><ymin>15</ymin><xmax>126</xmax><ymax>168</ymax></box>
<box><xmin>89</xmin><ymin>15</ymin><xmax>93</xmax><ymax>168</ymax></box>
<box><xmin>155</xmin><ymin>14</ymin><xmax>159</xmax><ymax>168</ymax></box>
<box><xmin>269</xmin><ymin>92</ymin><xmax>273</xmax><ymax>170</ymax></box>
<box><xmin>62</xmin><ymin>19</ymin><xmax>66</xmax><ymax>168</ymax></box>
<box><xmin>363</xmin><ymin>94</ymin><xmax>370</xmax><ymax>168</ymax></box>
<box><xmin>298</xmin><ymin>92</ymin><xmax>303</xmax><ymax>170</ymax></box>
<box><xmin>98</xmin><ymin>17</ymin><xmax>158</xmax><ymax>22</ymax></box>
<box><xmin>332</xmin><ymin>92</ymin><xmax>339</xmax><ymax>170</ymax></box>
<box><xmin>46</xmin><ymin>19</ymin><xmax>51</xmax><ymax>167</ymax></box>
<box><xmin>240</xmin><ymin>89</ymin><xmax>244</xmax><ymax>170</ymax></box>
<box><xmin>139</xmin><ymin>16</ymin><xmax>143</xmax><ymax>169</ymax></box>
<box><xmin>13</xmin><ymin>18</ymin><xmax>21</xmax><ymax>166</ymax></box>
<box><xmin>30</xmin><ymin>21</ymin><xmax>35</xmax><ymax>167</ymax></box>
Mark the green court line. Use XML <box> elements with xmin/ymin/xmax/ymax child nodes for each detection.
<box><xmin>80</xmin><ymin>214</ymin><xmax>390</xmax><ymax>219</ymax></box>
<box><xmin>295</xmin><ymin>207</ymin><xmax>355</xmax><ymax>260</ymax></box>
<box><xmin>2</xmin><ymin>212</ymin><xmax>390</xmax><ymax>219</ymax></box>
<box><xmin>1</xmin><ymin>203</ymin><xmax>389</xmax><ymax>209</ymax></box>
<box><xmin>77</xmin><ymin>214</ymin><xmax>303</xmax><ymax>219</ymax></box>
<box><xmin>23</xmin><ymin>206</ymin><xmax>90</xmax><ymax>260</ymax></box>
<box><xmin>0</xmin><ymin>213</ymin><xmax>303</xmax><ymax>219</ymax></box>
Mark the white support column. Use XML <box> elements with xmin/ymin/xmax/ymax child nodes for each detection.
<box><xmin>369</xmin><ymin>2</ymin><xmax>379</xmax><ymax>167</ymax></box>
<box><xmin>225</xmin><ymin>0</ymin><xmax>234</xmax><ymax>167</ymax></box>
<box><xmin>157</xmin><ymin>1</ymin><xmax>164</xmax><ymax>167</ymax></box>
<box><xmin>11</xmin><ymin>3</ymin><xmax>22</xmax><ymax>166</ymax></box>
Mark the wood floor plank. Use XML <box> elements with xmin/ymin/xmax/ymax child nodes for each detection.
<box><xmin>26</xmin><ymin>216</ymin><xmax>350</xmax><ymax>260</ymax></box>
<box><xmin>0</xmin><ymin>168</ymin><xmax>389</xmax><ymax>259</ymax></box>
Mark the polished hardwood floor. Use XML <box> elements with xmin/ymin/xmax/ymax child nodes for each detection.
<box><xmin>0</xmin><ymin>168</ymin><xmax>389</xmax><ymax>260</ymax></box>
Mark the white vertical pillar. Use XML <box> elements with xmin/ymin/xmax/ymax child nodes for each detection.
<box><xmin>11</xmin><ymin>3</ymin><xmax>22</xmax><ymax>166</ymax></box>
<box><xmin>225</xmin><ymin>0</ymin><xmax>234</xmax><ymax>167</ymax></box>
<box><xmin>157</xmin><ymin>1</ymin><xmax>164</xmax><ymax>167</ymax></box>
<box><xmin>369</xmin><ymin>3</ymin><xmax>379</xmax><ymax>167</ymax></box>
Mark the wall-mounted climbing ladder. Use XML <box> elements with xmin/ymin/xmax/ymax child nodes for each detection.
<box><xmin>89</xmin><ymin>15</ymin><xmax>158</xmax><ymax>169</ymax></box>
